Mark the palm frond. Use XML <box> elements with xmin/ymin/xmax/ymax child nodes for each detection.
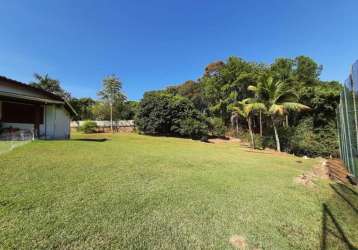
<box><xmin>269</xmin><ymin>104</ymin><xmax>285</xmax><ymax>116</ymax></box>
<box><xmin>282</xmin><ymin>102</ymin><xmax>310</xmax><ymax>111</ymax></box>
<box><xmin>247</xmin><ymin>85</ymin><xmax>258</xmax><ymax>92</ymax></box>
<box><xmin>232</xmin><ymin>107</ymin><xmax>247</xmax><ymax>118</ymax></box>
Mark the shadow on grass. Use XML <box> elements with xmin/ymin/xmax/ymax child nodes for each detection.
<box><xmin>321</xmin><ymin>183</ymin><xmax>358</xmax><ymax>250</ymax></box>
<box><xmin>71</xmin><ymin>138</ymin><xmax>108</xmax><ymax>142</ymax></box>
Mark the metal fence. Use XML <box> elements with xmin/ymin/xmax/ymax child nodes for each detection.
<box><xmin>337</xmin><ymin>60</ymin><xmax>358</xmax><ymax>178</ymax></box>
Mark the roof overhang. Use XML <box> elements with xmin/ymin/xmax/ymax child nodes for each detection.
<box><xmin>0</xmin><ymin>90</ymin><xmax>65</xmax><ymax>104</ymax></box>
<box><xmin>0</xmin><ymin>76</ymin><xmax>78</xmax><ymax>117</ymax></box>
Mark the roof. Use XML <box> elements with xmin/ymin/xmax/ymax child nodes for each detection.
<box><xmin>0</xmin><ymin>75</ymin><xmax>77</xmax><ymax>116</ymax></box>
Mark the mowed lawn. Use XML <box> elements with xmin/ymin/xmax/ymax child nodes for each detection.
<box><xmin>0</xmin><ymin>133</ymin><xmax>357</xmax><ymax>249</ymax></box>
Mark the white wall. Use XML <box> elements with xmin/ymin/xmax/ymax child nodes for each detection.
<box><xmin>1</xmin><ymin>122</ymin><xmax>45</xmax><ymax>135</ymax></box>
<box><xmin>45</xmin><ymin>105</ymin><xmax>70</xmax><ymax>139</ymax></box>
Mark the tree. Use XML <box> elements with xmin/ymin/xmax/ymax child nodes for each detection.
<box><xmin>248</xmin><ymin>76</ymin><xmax>310</xmax><ymax>151</ymax></box>
<box><xmin>119</xmin><ymin>101</ymin><xmax>139</xmax><ymax>120</ymax></box>
<box><xmin>30</xmin><ymin>73</ymin><xmax>70</xmax><ymax>99</ymax></box>
<box><xmin>97</xmin><ymin>75</ymin><xmax>126</xmax><ymax>132</ymax></box>
<box><xmin>69</xmin><ymin>97</ymin><xmax>96</xmax><ymax>120</ymax></box>
<box><xmin>293</xmin><ymin>56</ymin><xmax>322</xmax><ymax>85</ymax></box>
<box><xmin>231</xmin><ymin>99</ymin><xmax>265</xmax><ymax>149</ymax></box>
<box><xmin>166</xmin><ymin>80</ymin><xmax>207</xmax><ymax>113</ymax></box>
<box><xmin>201</xmin><ymin>57</ymin><xmax>265</xmax><ymax>122</ymax></box>
<box><xmin>135</xmin><ymin>92</ymin><xmax>208</xmax><ymax>138</ymax></box>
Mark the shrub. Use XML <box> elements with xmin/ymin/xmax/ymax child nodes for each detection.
<box><xmin>237</xmin><ymin>129</ymin><xmax>263</xmax><ymax>149</ymax></box>
<box><xmin>177</xmin><ymin>118</ymin><xmax>208</xmax><ymax>138</ymax></box>
<box><xmin>208</xmin><ymin>117</ymin><xmax>226</xmax><ymax>137</ymax></box>
<box><xmin>262</xmin><ymin>118</ymin><xmax>339</xmax><ymax>157</ymax></box>
<box><xmin>135</xmin><ymin>92</ymin><xmax>208</xmax><ymax>138</ymax></box>
<box><xmin>80</xmin><ymin>120</ymin><xmax>97</xmax><ymax>134</ymax></box>
<box><xmin>289</xmin><ymin>118</ymin><xmax>339</xmax><ymax>157</ymax></box>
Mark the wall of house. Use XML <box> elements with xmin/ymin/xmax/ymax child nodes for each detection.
<box><xmin>44</xmin><ymin>104</ymin><xmax>70</xmax><ymax>139</ymax></box>
<box><xmin>0</xmin><ymin>102</ymin><xmax>70</xmax><ymax>140</ymax></box>
<box><xmin>0</xmin><ymin>81</ymin><xmax>71</xmax><ymax>140</ymax></box>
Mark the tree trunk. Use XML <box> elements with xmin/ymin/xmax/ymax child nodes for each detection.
<box><xmin>285</xmin><ymin>114</ymin><xmax>289</xmax><ymax>127</ymax></box>
<box><xmin>236</xmin><ymin>117</ymin><xmax>239</xmax><ymax>136</ymax></box>
<box><xmin>247</xmin><ymin>117</ymin><xmax>255</xmax><ymax>149</ymax></box>
<box><xmin>110</xmin><ymin>103</ymin><xmax>113</xmax><ymax>133</ymax></box>
<box><xmin>271</xmin><ymin>116</ymin><xmax>281</xmax><ymax>152</ymax></box>
<box><xmin>259</xmin><ymin>110</ymin><xmax>263</xmax><ymax>136</ymax></box>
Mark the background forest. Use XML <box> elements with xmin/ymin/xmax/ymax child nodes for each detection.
<box><xmin>135</xmin><ymin>56</ymin><xmax>342</xmax><ymax>157</ymax></box>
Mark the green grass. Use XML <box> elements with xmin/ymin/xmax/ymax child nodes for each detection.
<box><xmin>0</xmin><ymin>140</ymin><xmax>28</xmax><ymax>155</ymax></box>
<box><xmin>0</xmin><ymin>133</ymin><xmax>357</xmax><ymax>249</ymax></box>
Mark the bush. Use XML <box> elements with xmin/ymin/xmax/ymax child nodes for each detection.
<box><xmin>177</xmin><ymin>118</ymin><xmax>208</xmax><ymax>138</ymax></box>
<box><xmin>237</xmin><ymin>129</ymin><xmax>263</xmax><ymax>149</ymax></box>
<box><xmin>135</xmin><ymin>92</ymin><xmax>208</xmax><ymax>138</ymax></box>
<box><xmin>208</xmin><ymin>117</ymin><xmax>226</xmax><ymax>137</ymax></box>
<box><xmin>262</xmin><ymin>118</ymin><xmax>339</xmax><ymax>157</ymax></box>
<box><xmin>80</xmin><ymin>120</ymin><xmax>97</xmax><ymax>134</ymax></box>
<box><xmin>289</xmin><ymin>118</ymin><xmax>339</xmax><ymax>157</ymax></box>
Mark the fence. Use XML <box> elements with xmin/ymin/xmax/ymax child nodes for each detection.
<box><xmin>71</xmin><ymin>120</ymin><xmax>135</xmax><ymax>133</ymax></box>
<box><xmin>337</xmin><ymin>60</ymin><xmax>358</xmax><ymax>179</ymax></box>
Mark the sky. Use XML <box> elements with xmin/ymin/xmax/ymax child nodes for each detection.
<box><xmin>0</xmin><ymin>0</ymin><xmax>357</xmax><ymax>100</ymax></box>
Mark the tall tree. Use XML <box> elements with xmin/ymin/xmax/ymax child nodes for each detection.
<box><xmin>248</xmin><ymin>76</ymin><xmax>310</xmax><ymax>151</ymax></box>
<box><xmin>293</xmin><ymin>56</ymin><xmax>322</xmax><ymax>85</ymax></box>
<box><xmin>29</xmin><ymin>73</ymin><xmax>70</xmax><ymax>99</ymax></box>
<box><xmin>97</xmin><ymin>75</ymin><xmax>126</xmax><ymax>132</ymax></box>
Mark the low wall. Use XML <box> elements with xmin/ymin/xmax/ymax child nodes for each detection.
<box><xmin>71</xmin><ymin>120</ymin><xmax>135</xmax><ymax>133</ymax></box>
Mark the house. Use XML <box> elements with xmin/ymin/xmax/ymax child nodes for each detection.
<box><xmin>0</xmin><ymin>76</ymin><xmax>76</xmax><ymax>139</ymax></box>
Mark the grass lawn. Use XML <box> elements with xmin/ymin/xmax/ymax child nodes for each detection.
<box><xmin>0</xmin><ymin>141</ymin><xmax>29</xmax><ymax>155</ymax></box>
<box><xmin>0</xmin><ymin>133</ymin><xmax>357</xmax><ymax>249</ymax></box>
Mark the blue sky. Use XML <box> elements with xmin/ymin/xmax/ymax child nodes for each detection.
<box><xmin>0</xmin><ymin>0</ymin><xmax>357</xmax><ymax>100</ymax></box>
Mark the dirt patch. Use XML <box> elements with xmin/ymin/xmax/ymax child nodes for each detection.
<box><xmin>229</xmin><ymin>235</ymin><xmax>247</xmax><ymax>249</ymax></box>
<box><xmin>244</xmin><ymin>148</ymin><xmax>292</xmax><ymax>157</ymax></box>
<box><xmin>294</xmin><ymin>160</ymin><xmax>329</xmax><ymax>187</ymax></box>
<box><xmin>209</xmin><ymin>137</ymin><xmax>241</xmax><ymax>144</ymax></box>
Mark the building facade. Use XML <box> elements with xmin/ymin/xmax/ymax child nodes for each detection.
<box><xmin>0</xmin><ymin>76</ymin><xmax>76</xmax><ymax>139</ymax></box>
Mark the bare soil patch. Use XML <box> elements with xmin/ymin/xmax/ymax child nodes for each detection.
<box><xmin>244</xmin><ymin>148</ymin><xmax>291</xmax><ymax>157</ymax></box>
<box><xmin>209</xmin><ymin>137</ymin><xmax>241</xmax><ymax>144</ymax></box>
<box><xmin>294</xmin><ymin>160</ymin><xmax>329</xmax><ymax>187</ymax></box>
<box><xmin>229</xmin><ymin>235</ymin><xmax>247</xmax><ymax>249</ymax></box>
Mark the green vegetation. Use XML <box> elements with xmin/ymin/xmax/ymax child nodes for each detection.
<box><xmin>29</xmin><ymin>73</ymin><xmax>138</xmax><ymax>121</ymax></box>
<box><xmin>97</xmin><ymin>75</ymin><xmax>126</xmax><ymax>131</ymax></box>
<box><xmin>79</xmin><ymin>120</ymin><xmax>98</xmax><ymax>133</ymax></box>
<box><xmin>136</xmin><ymin>92</ymin><xmax>208</xmax><ymax>138</ymax></box>
<box><xmin>30</xmin><ymin>56</ymin><xmax>341</xmax><ymax>157</ymax></box>
<box><xmin>135</xmin><ymin>56</ymin><xmax>341</xmax><ymax>156</ymax></box>
<box><xmin>246</xmin><ymin>75</ymin><xmax>310</xmax><ymax>151</ymax></box>
<box><xmin>0</xmin><ymin>133</ymin><xmax>357</xmax><ymax>249</ymax></box>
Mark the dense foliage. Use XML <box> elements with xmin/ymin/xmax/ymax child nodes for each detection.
<box><xmin>136</xmin><ymin>55</ymin><xmax>341</xmax><ymax>156</ymax></box>
<box><xmin>79</xmin><ymin>120</ymin><xmax>97</xmax><ymax>133</ymax></box>
<box><xmin>136</xmin><ymin>92</ymin><xmax>208</xmax><ymax>138</ymax></box>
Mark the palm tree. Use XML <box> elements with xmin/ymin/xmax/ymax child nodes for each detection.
<box><xmin>248</xmin><ymin>80</ymin><xmax>264</xmax><ymax>136</ymax></box>
<box><xmin>30</xmin><ymin>73</ymin><xmax>70</xmax><ymax>99</ymax></box>
<box><xmin>98</xmin><ymin>75</ymin><xmax>126</xmax><ymax>132</ymax></box>
<box><xmin>248</xmin><ymin>76</ymin><xmax>310</xmax><ymax>152</ymax></box>
<box><xmin>231</xmin><ymin>99</ymin><xmax>266</xmax><ymax>149</ymax></box>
